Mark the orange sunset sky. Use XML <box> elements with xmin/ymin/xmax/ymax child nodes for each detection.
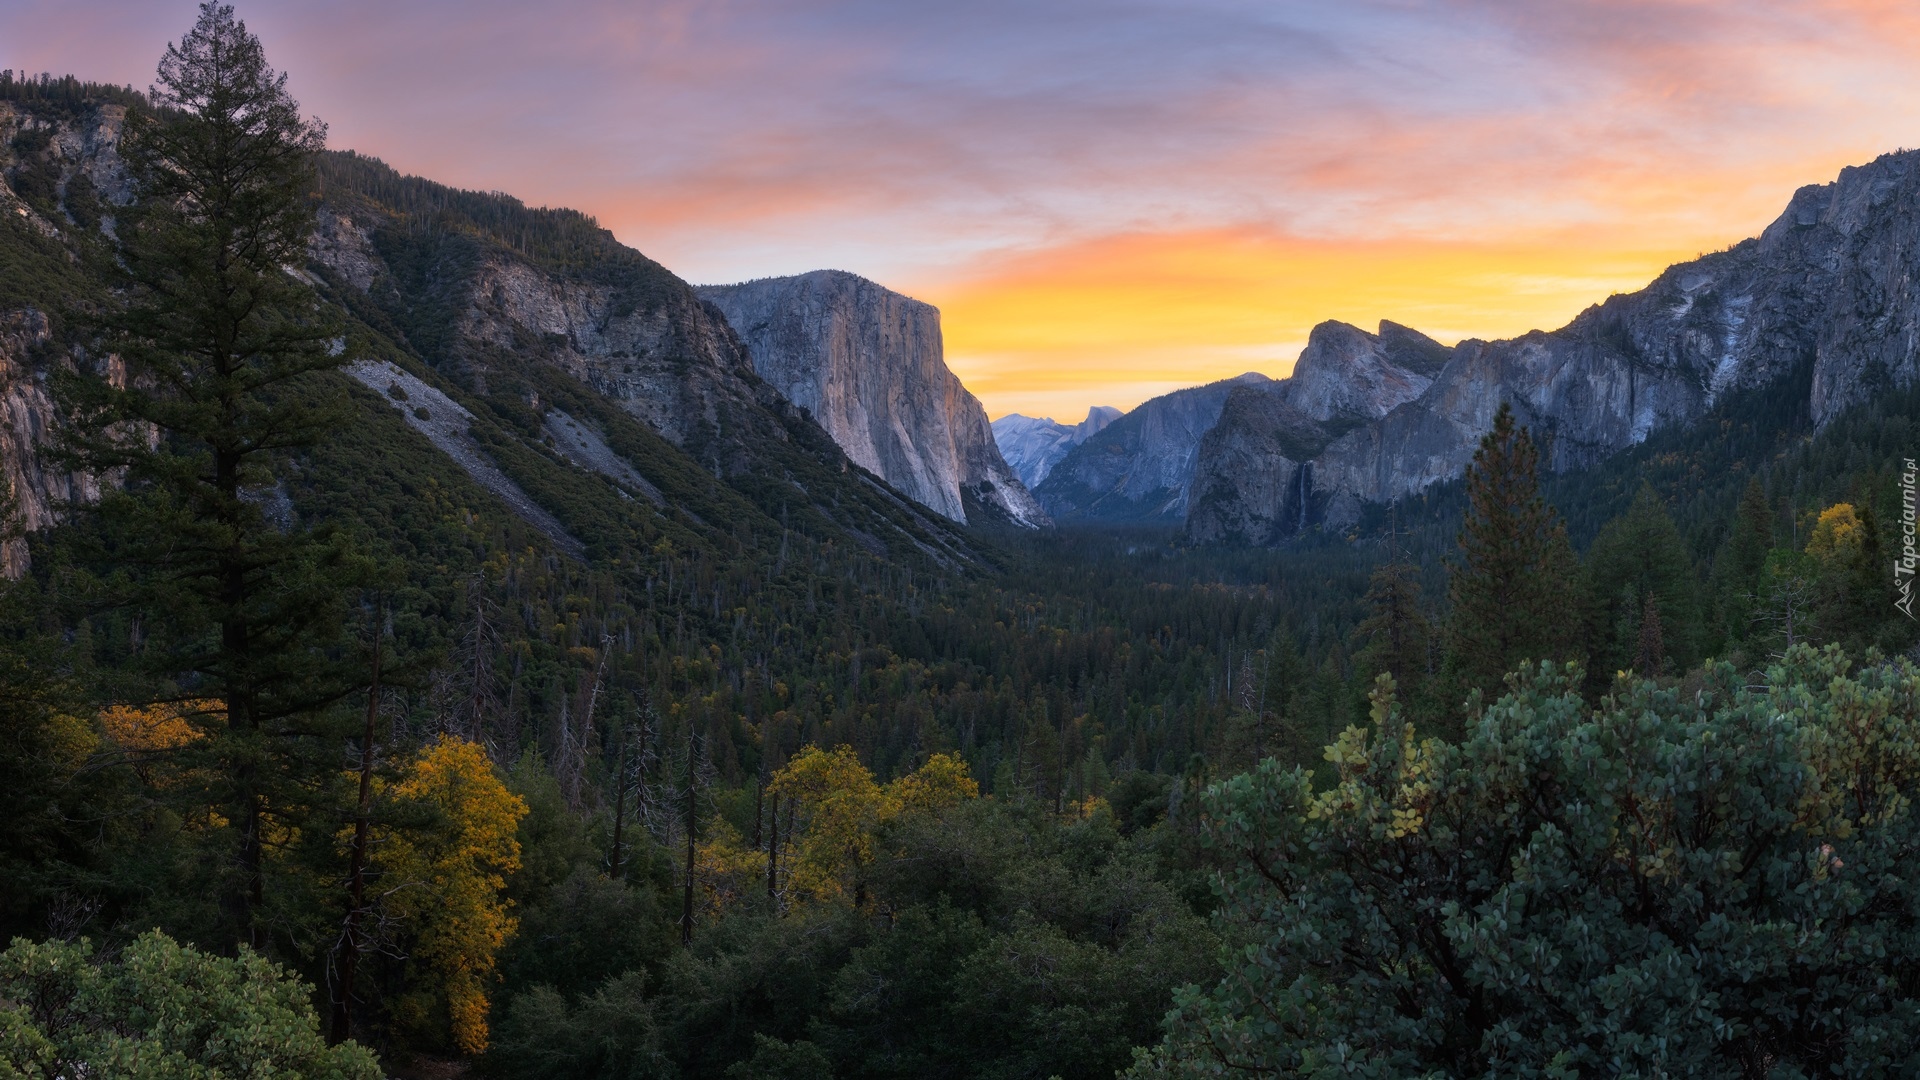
<box><xmin>7</xmin><ymin>0</ymin><xmax>1920</xmax><ymax>419</ymax></box>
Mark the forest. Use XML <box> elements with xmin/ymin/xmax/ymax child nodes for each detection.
<box><xmin>4</xmin><ymin>9</ymin><xmax>1920</xmax><ymax>1079</ymax></box>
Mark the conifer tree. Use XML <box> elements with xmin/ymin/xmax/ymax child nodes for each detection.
<box><xmin>1354</xmin><ymin>561</ymin><xmax>1430</xmax><ymax>698</ymax></box>
<box><xmin>1444</xmin><ymin>403</ymin><xmax>1582</xmax><ymax>699</ymax></box>
<box><xmin>1584</xmin><ymin>485</ymin><xmax>1703</xmax><ymax>683</ymax></box>
<box><xmin>1711</xmin><ymin>477</ymin><xmax>1774</xmax><ymax>642</ymax></box>
<box><xmin>58</xmin><ymin>3</ymin><xmax>369</xmax><ymax>948</ymax></box>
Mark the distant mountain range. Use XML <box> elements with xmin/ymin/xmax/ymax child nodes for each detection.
<box><xmin>8</xmin><ymin>88</ymin><xmax>1920</xmax><ymax>555</ymax></box>
<box><xmin>1187</xmin><ymin>149</ymin><xmax>1920</xmax><ymax>544</ymax></box>
<box><xmin>996</xmin><ymin>151</ymin><xmax>1920</xmax><ymax>542</ymax></box>
<box><xmin>989</xmin><ymin>407</ymin><xmax>1121</xmax><ymax>490</ymax></box>
<box><xmin>1029</xmin><ymin>373</ymin><xmax>1270</xmax><ymax>524</ymax></box>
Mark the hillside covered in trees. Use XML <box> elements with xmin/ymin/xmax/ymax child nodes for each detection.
<box><xmin>3</xmin><ymin>8</ymin><xmax>1919</xmax><ymax>1079</ymax></box>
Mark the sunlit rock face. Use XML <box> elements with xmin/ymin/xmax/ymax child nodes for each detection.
<box><xmin>1188</xmin><ymin>149</ymin><xmax>1920</xmax><ymax>545</ymax></box>
<box><xmin>698</xmin><ymin>271</ymin><xmax>1047</xmax><ymax>528</ymax></box>
<box><xmin>992</xmin><ymin>406</ymin><xmax>1122</xmax><ymax>490</ymax></box>
<box><xmin>1035</xmin><ymin>373</ymin><xmax>1271</xmax><ymax>524</ymax></box>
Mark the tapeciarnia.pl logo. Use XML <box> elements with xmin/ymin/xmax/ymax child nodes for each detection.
<box><xmin>1899</xmin><ymin>457</ymin><xmax>1917</xmax><ymax>620</ymax></box>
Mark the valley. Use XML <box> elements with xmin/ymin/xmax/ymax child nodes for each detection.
<box><xmin>3</xmin><ymin>14</ymin><xmax>1920</xmax><ymax>1077</ymax></box>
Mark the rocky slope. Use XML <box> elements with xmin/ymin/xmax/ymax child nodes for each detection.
<box><xmin>1189</xmin><ymin>149</ymin><xmax>1920</xmax><ymax>544</ymax></box>
<box><xmin>1034</xmin><ymin>374</ymin><xmax>1270</xmax><ymax>523</ymax></box>
<box><xmin>1</xmin><ymin>98</ymin><xmax>126</xmax><ymax>576</ymax></box>
<box><xmin>0</xmin><ymin>98</ymin><xmax>988</xmax><ymax>576</ymax></box>
<box><xmin>990</xmin><ymin>406</ymin><xmax>1122</xmax><ymax>490</ymax></box>
<box><xmin>696</xmin><ymin>271</ymin><xmax>1046</xmax><ymax>528</ymax></box>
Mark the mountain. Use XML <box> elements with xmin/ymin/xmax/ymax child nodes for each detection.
<box><xmin>696</xmin><ymin>271</ymin><xmax>1047</xmax><ymax>529</ymax></box>
<box><xmin>1185</xmin><ymin>320</ymin><xmax>1450</xmax><ymax>544</ymax></box>
<box><xmin>0</xmin><ymin>98</ymin><xmax>991</xmax><ymax>578</ymax></box>
<box><xmin>1033</xmin><ymin>373</ymin><xmax>1269</xmax><ymax>523</ymax></box>
<box><xmin>1188</xmin><ymin>149</ymin><xmax>1920</xmax><ymax>544</ymax></box>
<box><xmin>990</xmin><ymin>405</ymin><xmax>1122</xmax><ymax>489</ymax></box>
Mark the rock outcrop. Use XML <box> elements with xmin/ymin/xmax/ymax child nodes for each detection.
<box><xmin>1</xmin><ymin>108</ymin><xmax>989</xmax><ymax>574</ymax></box>
<box><xmin>696</xmin><ymin>271</ymin><xmax>1047</xmax><ymax>528</ymax></box>
<box><xmin>1035</xmin><ymin>374</ymin><xmax>1270</xmax><ymax>523</ymax></box>
<box><xmin>990</xmin><ymin>406</ymin><xmax>1122</xmax><ymax>490</ymax></box>
<box><xmin>1186</xmin><ymin>321</ymin><xmax>1446</xmax><ymax>544</ymax></box>
<box><xmin>0</xmin><ymin>310</ymin><xmax>95</xmax><ymax>576</ymax></box>
<box><xmin>1188</xmin><ymin>149</ymin><xmax>1920</xmax><ymax>544</ymax></box>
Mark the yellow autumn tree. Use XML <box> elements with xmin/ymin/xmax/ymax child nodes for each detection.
<box><xmin>768</xmin><ymin>747</ymin><xmax>978</xmax><ymax>907</ymax></box>
<box><xmin>892</xmin><ymin>751</ymin><xmax>979</xmax><ymax>811</ymax></box>
<box><xmin>694</xmin><ymin>816</ymin><xmax>768</xmax><ymax>916</ymax></box>
<box><xmin>381</xmin><ymin>738</ymin><xmax>527</xmax><ymax>1055</ymax></box>
<box><xmin>1806</xmin><ymin>503</ymin><xmax>1866</xmax><ymax>565</ymax></box>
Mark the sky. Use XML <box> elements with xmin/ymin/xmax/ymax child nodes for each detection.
<box><xmin>6</xmin><ymin>1</ymin><xmax>1920</xmax><ymax>420</ymax></box>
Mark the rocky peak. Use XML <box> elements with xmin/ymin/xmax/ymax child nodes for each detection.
<box><xmin>992</xmin><ymin>405</ymin><xmax>1123</xmax><ymax>490</ymax></box>
<box><xmin>1034</xmin><ymin>373</ymin><xmax>1270</xmax><ymax>523</ymax></box>
<box><xmin>1284</xmin><ymin>319</ymin><xmax>1446</xmax><ymax>425</ymax></box>
<box><xmin>697</xmin><ymin>270</ymin><xmax>1047</xmax><ymax>528</ymax></box>
<box><xmin>1189</xmin><ymin>147</ymin><xmax>1920</xmax><ymax>546</ymax></box>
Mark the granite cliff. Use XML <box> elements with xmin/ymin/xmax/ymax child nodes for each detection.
<box><xmin>1034</xmin><ymin>373</ymin><xmax>1270</xmax><ymax>523</ymax></box>
<box><xmin>0</xmin><ymin>101</ymin><xmax>987</xmax><ymax>574</ymax></box>
<box><xmin>991</xmin><ymin>406</ymin><xmax>1122</xmax><ymax>490</ymax></box>
<box><xmin>1189</xmin><ymin>149</ymin><xmax>1920</xmax><ymax>545</ymax></box>
<box><xmin>697</xmin><ymin>271</ymin><xmax>1046</xmax><ymax>528</ymax></box>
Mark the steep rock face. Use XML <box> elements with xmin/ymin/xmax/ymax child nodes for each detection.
<box><xmin>991</xmin><ymin>405</ymin><xmax>1122</xmax><ymax>490</ymax></box>
<box><xmin>309</xmin><ymin>200</ymin><xmax>776</xmax><ymax>478</ymax></box>
<box><xmin>696</xmin><ymin>271</ymin><xmax>1046</xmax><ymax>527</ymax></box>
<box><xmin>1036</xmin><ymin>373</ymin><xmax>1270</xmax><ymax>523</ymax></box>
<box><xmin>1189</xmin><ymin>149</ymin><xmax>1920</xmax><ymax>544</ymax></box>
<box><xmin>0</xmin><ymin>116</ymin><xmax>989</xmax><ymax>574</ymax></box>
<box><xmin>1186</xmin><ymin>320</ymin><xmax>1446</xmax><ymax>544</ymax></box>
<box><xmin>1</xmin><ymin>100</ymin><xmax>130</xmax><ymax>576</ymax></box>
<box><xmin>0</xmin><ymin>311</ymin><xmax>96</xmax><ymax>576</ymax></box>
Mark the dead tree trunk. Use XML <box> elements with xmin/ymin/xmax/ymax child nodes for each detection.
<box><xmin>330</xmin><ymin>608</ymin><xmax>384</xmax><ymax>1045</ymax></box>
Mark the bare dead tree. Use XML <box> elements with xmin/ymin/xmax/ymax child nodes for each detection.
<box><xmin>1752</xmin><ymin>574</ymin><xmax>1820</xmax><ymax>658</ymax></box>
<box><xmin>331</xmin><ymin>603</ymin><xmax>387</xmax><ymax>1045</ymax></box>
<box><xmin>556</xmin><ymin>636</ymin><xmax>613</xmax><ymax>812</ymax></box>
<box><xmin>457</xmin><ymin>573</ymin><xmax>502</xmax><ymax>751</ymax></box>
<box><xmin>607</xmin><ymin>689</ymin><xmax>659</xmax><ymax>881</ymax></box>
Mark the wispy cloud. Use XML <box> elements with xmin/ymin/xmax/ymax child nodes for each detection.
<box><xmin>7</xmin><ymin>0</ymin><xmax>1919</xmax><ymax>416</ymax></box>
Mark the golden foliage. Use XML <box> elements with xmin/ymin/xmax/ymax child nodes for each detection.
<box><xmin>99</xmin><ymin>700</ymin><xmax>217</xmax><ymax>751</ymax></box>
<box><xmin>893</xmin><ymin>751</ymin><xmax>980</xmax><ymax>811</ymax></box>
<box><xmin>1805</xmin><ymin>502</ymin><xmax>1865</xmax><ymax>565</ymax></box>
<box><xmin>382</xmin><ymin>738</ymin><xmax>528</xmax><ymax>1055</ymax></box>
<box><xmin>767</xmin><ymin>746</ymin><xmax>979</xmax><ymax>907</ymax></box>
<box><xmin>695</xmin><ymin>816</ymin><xmax>768</xmax><ymax>916</ymax></box>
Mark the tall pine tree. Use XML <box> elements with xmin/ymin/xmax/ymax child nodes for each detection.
<box><xmin>1584</xmin><ymin>484</ymin><xmax>1703</xmax><ymax>685</ymax></box>
<box><xmin>1710</xmin><ymin>476</ymin><xmax>1773</xmax><ymax>646</ymax></box>
<box><xmin>60</xmin><ymin>2</ymin><xmax>370</xmax><ymax>949</ymax></box>
<box><xmin>1354</xmin><ymin>561</ymin><xmax>1431</xmax><ymax>700</ymax></box>
<box><xmin>1444</xmin><ymin>402</ymin><xmax>1582</xmax><ymax>700</ymax></box>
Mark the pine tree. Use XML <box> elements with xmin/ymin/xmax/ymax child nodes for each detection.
<box><xmin>1636</xmin><ymin>591</ymin><xmax>1666</xmax><ymax>678</ymax></box>
<box><xmin>1354</xmin><ymin>561</ymin><xmax>1430</xmax><ymax>697</ymax></box>
<box><xmin>1711</xmin><ymin>477</ymin><xmax>1774</xmax><ymax>646</ymax></box>
<box><xmin>1585</xmin><ymin>485</ymin><xmax>1703</xmax><ymax>683</ymax></box>
<box><xmin>1445</xmin><ymin>403</ymin><xmax>1582</xmax><ymax>699</ymax></box>
<box><xmin>58</xmin><ymin>3</ymin><xmax>370</xmax><ymax>948</ymax></box>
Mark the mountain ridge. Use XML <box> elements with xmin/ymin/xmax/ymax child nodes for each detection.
<box><xmin>1186</xmin><ymin>148</ymin><xmax>1920</xmax><ymax>544</ymax></box>
<box><xmin>991</xmin><ymin>405</ymin><xmax>1122</xmax><ymax>489</ymax></box>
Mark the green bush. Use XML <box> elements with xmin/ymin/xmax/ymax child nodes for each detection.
<box><xmin>1132</xmin><ymin>647</ymin><xmax>1920</xmax><ymax>1077</ymax></box>
<box><xmin>0</xmin><ymin>930</ymin><xmax>381</xmax><ymax>1079</ymax></box>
